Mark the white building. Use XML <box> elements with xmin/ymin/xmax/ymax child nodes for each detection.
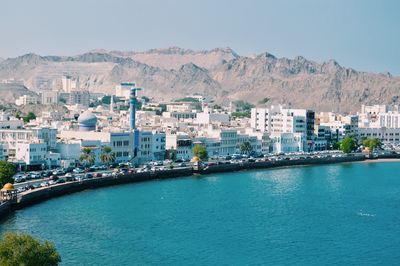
<box><xmin>15</xmin><ymin>142</ymin><xmax>47</xmax><ymax>168</ymax></box>
<box><xmin>0</xmin><ymin>112</ymin><xmax>23</xmax><ymax>129</ymax></box>
<box><xmin>138</xmin><ymin>131</ymin><xmax>166</xmax><ymax>163</ymax></box>
<box><xmin>15</xmin><ymin>95</ymin><xmax>38</xmax><ymax>106</ymax></box>
<box><xmin>270</xmin><ymin>133</ymin><xmax>305</xmax><ymax>154</ymax></box>
<box><xmin>195</xmin><ymin>106</ymin><xmax>229</xmax><ymax>125</ymax></box>
<box><xmin>166</xmin><ymin>132</ymin><xmax>193</xmax><ymax>161</ymax></box>
<box><xmin>62</xmin><ymin>75</ymin><xmax>78</xmax><ymax>93</ymax></box>
<box><xmin>115</xmin><ymin>82</ymin><xmax>135</xmax><ymax>100</ymax></box>
<box><xmin>358</xmin><ymin>128</ymin><xmax>400</xmax><ymax>143</ymax></box>
<box><xmin>40</xmin><ymin>90</ymin><xmax>59</xmax><ymax>105</ymax></box>
<box><xmin>0</xmin><ymin>127</ymin><xmax>57</xmax><ymax>160</ymax></box>
<box><xmin>59</xmin><ymin>130</ymin><xmax>134</xmax><ymax>164</ymax></box>
<box><xmin>251</xmin><ymin>105</ymin><xmax>315</xmax><ymax>142</ymax></box>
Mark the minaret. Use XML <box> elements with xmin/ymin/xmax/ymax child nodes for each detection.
<box><xmin>110</xmin><ymin>95</ymin><xmax>114</xmax><ymax>114</ymax></box>
<box><xmin>129</xmin><ymin>85</ymin><xmax>142</xmax><ymax>158</ymax></box>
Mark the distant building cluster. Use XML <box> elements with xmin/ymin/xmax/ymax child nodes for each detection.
<box><xmin>3</xmin><ymin>76</ymin><xmax>400</xmax><ymax>170</ymax></box>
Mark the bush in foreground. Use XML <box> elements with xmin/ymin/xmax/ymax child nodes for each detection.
<box><xmin>0</xmin><ymin>232</ymin><xmax>61</xmax><ymax>266</ymax></box>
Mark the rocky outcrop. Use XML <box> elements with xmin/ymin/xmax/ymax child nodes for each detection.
<box><xmin>0</xmin><ymin>47</ymin><xmax>399</xmax><ymax>112</ymax></box>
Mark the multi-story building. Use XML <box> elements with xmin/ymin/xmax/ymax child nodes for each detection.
<box><xmin>62</xmin><ymin>75</ymin><xmax>79</xmax><ymax>93</ymax></box>
<box><xmin>115</xmin><ymin>82</ymin><xmax>136</xmax><ymax>100</ymax></box>
<box><xmin>15</xmin><ymin>142</ymin><xmax>48</xmax><ymax>169</ymax></box>
<box><xmin>166</xmin><ymin>133</ymin><xmax>193</xmax><ymax>161</ymax></box>
<box><xmin>68</xmin><ymin>91</ymin><xmax>90</xmax><ymax>107</ymax></box>
<box><xmin>0</xmin><ymin>127</ymin><xmax>57</xmax><ymax>160</ymax></box>
<box><xmin>15</xmin><ymin>95</ymin><xmax>38</xmax><ymax>106</ymax></box>
<box><xmin>138</xmin><ymin>131</ymin><xmax>166</xmax><ymax>163</ymax></box>
<box><xmin>251</xmin><ymin>105</ymin><xmax>315</xmax><ymax>151</ymax></box>
<box><xmin>39</xmin><ymin>90</ymin><xmax>59</xmax><ymax>105</ymax></box>
<box><xmin>270</xmin><ymin>133</ymin><xmax>305</xmax><ymax>154</ymax></box>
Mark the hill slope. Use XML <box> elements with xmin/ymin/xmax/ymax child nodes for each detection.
<box><xmin>0</xmin><ymin>48</ymin><xmax>399</xmax><ymax>112</ymax></box>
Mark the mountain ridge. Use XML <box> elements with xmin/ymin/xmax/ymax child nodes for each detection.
<box><xmin>0</xmin><ymin>47</ymin><xmax>399</xmax><ymax>112</ymax></box>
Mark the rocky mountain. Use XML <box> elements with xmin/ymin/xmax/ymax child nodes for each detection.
<box><xmin>0</xmin><ymin>47</ymin><xmax>399</xmax><ymax>112</ymax></box>
<box><xmin>0</xmin><ymin>83</ymin><xmax>37</xmax><ymax>105</ymax></box>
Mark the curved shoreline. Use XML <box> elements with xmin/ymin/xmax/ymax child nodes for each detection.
<box><xmin>1</xmin><ymin>154</ymin><xmax>398</xmax><ymax>222</ymax></box>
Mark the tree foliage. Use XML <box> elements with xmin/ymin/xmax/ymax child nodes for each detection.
<box><xmin>258</xmin><ymin>97</ymin><xmax>270</xmax><ymax>104</ymax></box>
<box><xmin>0</xmin><ymin>161</ymin><xmax>16</xmax><ymax>186</ymax></box>
<box><xmin>165</xmin><ymin>149</ymin><xmax>177</xmax><ymax>161</ymax></box>
<box><xmin>361</xmin><ymin>137</ymin><xmax>381</xmax><ymax>152</ymax></box>
<box><xmin>174</xmin><ymin>97</ymin><xmax>200</xmax><ymax>102</ymax></box>
<box><xmin>193</xmin><ymin>144</ymin><xmax>208</xmax><ymax>160</ymax></box>
<box><xmin>340</xmin><ymin>137</ymin><xmax>357</xmax><ymax>154</ymax></box>
<box><xmin>240</xmin><ymin>141</ymin><xmax>253</xmax><ymax>154</ymax></box>
<box><xmin>79</xmin><ymin>148</ymin><xmax>95</xmax><ymax>166</ymax></box>
<box><xmin>100</xmin><ymin>146</ymin><xmax>115</xmax><ymax>165</ymax></box>
<box><xmin>23</xmin><ymin>112</ymin><xmax>36</xmax><ymax>123</ymax></box>
<box><xmin>0</xmin><ymin>232</ymin><xmax>61</xmax><ymax>266</ymax></box>
<box><xmin>233</xmin><ymin>100</ymin><xmax>254</xmax><ymax>112</ymax></box>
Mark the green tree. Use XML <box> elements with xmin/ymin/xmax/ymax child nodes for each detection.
<box><xmin>100</xmin><ymin>146</ymin><xmax>115</xmax><ymax>166</ymax></box>
<box><xmin>240</xmin><ymin>141</ymin><xmax>253</xmax><ymax>155</ymax></box>
<box><xmin>331</xmin><ymin>141</ymin><xmax>340</xmax><ymax>150</ymax></box>
<box><xmin>165</xmin><ymin>149</ymin><xmax>177</xmax><ymax>161</ymax></box>
<box><xmin>193</xmin><ymin>144</ymin><xmax>208</xmax><ymax>160</ymax></box>
<box><xmin>258</xmin><ymin>97</ymin><xmax>270</xmax><ymax>104</ymax></box>
<box><xmin>23</xmin><ymin>112</ymin><xmax>36</xmax><ymax>123</ymax></box>
<box><xmin>79</xmin><ymin>148</ymin><xmax>95</xmax><ymax>166</ymax></box>
<box><xmin>361</xmin><ymin>137</ymin><xmax>382</xmax><ymax>152</ymax></box>
<box><xmin>233</xmin><ymin>100</ymin><xmax>254</xmax><ymax>112</ymax></box>
<box><xmin>340</xmin><ymin>137</ymin><xmax>357</xmax><ymax>154</ymax></box>
<box><xmin>0</xmin><ymin>232</ymin><xmax>61</xmax><ymax>266</ymax></box>
<box><xmin>0</xmin><ymin>161</ymin><xmax>16</xmax><ymax>186</ymax></box>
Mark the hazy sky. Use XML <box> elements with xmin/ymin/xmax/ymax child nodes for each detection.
<box><xmin>1</xmin><ymin>0</ymin><xmax>399</xmax><ymax>74</ymax></box>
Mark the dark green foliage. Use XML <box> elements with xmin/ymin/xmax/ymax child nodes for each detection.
<box><xmin>240</xmin><ymin>141</ymin><xmax>253</xmax><ymax>154</ymax></box>
<box><xmin>174</xmin><ymin>97</ymin><xmax>200</xmax><ymax>102</ymax></box>
<box><xmin>340</xmin><ymin>137</ymin><xmax>357</xmax><ymax>154</ymax></box>
<box><xmin>23</xmin><ymin>112</ymin><xmax>36</xmax><ymax>123</ymax></box>
<box><xmin>0</xmin><ymin>232</ymin><xmax>61</xmax><ymax>266</ymax></box>
<box><xmin>0</xmin><ymin>161</ymin><xmax>16</xmax><ymax>186</ymax></box>
<box><xmin>193</xmin><ymin>144</ymin><xmax>208</xmax><ymax>160</ymax></box>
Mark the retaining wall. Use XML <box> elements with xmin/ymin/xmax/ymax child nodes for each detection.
<box><xmin>0</xmin><ymin>202</ymin><xmax>11</xmax><ymax>221</ymax></box>
<box><xmin>201</xmin><ymin>155</ymin><xmax>366</xmax><ymax>175</ymax></box>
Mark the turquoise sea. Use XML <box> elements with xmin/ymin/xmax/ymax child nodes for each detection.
<box><xmin>1</xmin><ymin>161</ymin><xmax>400</xmax><ymax>265</ymax></box>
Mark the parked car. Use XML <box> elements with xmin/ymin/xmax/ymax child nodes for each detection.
<box><xmin>55</xmin><ymin>178</ymin><xmax>66</xmax><ymax>184</ymax></box>
<box><xmin>84</xmin><ymin>173</ymin><xmax>93</xmax><ymax>179</ymax></box>
<box><xmin>65</xmin><ymin>173</ymin><xmax>75</xmax><ymax>181</ymax></box>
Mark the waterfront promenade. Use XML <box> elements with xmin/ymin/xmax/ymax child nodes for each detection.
<box><xmin>0</xmin><ymin>153</ymin><xmax>393</xmax><ymax>221</ymax></box>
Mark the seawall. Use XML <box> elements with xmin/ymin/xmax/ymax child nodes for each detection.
<box><xmin>0</xmin><ymin>154</ymin><xmax>375</xmax><ymax>222</ymax></box>
<box><xmin>0</xmin><ymin>202</ymin><xmax>11</xmax><ymax>222</ymax></box>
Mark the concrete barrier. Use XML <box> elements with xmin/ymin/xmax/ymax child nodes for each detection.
<box><xmin>201</xmin><ymin>155</ymin><xmax>366</xmax><ymax>175</ymax></box>
<box><xmin>16</xmin><ymin>168</ymin><xmax>193</xmax><ymax>209</ymax></box>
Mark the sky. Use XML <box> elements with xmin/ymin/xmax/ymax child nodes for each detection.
<box><xmin>1</xmin><ymin>0</ymin><xmax>399</xmax><ymax>74</ymax></box>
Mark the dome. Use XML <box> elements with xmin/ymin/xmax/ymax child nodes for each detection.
<box><xmin>1</xmin><ymin>183</ymin><xmax>14</xmax><ymax>191</ymax></box>
<box><xmin>78</xmin><ymin>111</ymin><xmax>97</xmax><ymax>125</ymax></box>
<box><xmin>78</xmin><ymin>111</ymin><xmax>97</xmax><ymax>131</ymax></box>
<box><xmin>191</xmin><ymin>156</ymin><xmax>200</xmax><ymax>162</ymax></box>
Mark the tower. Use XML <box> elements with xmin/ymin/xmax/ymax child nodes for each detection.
<box><xmin>129</xmin><ymin>87</ymin><xmax>142</xmax><ymax>131</ymax></box>
<box><xmin>110</xmin><ymin>95</ymin><xmax>114</xmax><ymax>114</ymax></box>
<box><xmin>129</xmin><ymin>85</ymin><xmax>142</xmax><ymax>159</ymax></box>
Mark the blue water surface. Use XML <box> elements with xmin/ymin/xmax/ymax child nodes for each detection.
<box><xmin>1</xmin><ymin>161</ymin><xmax>400</xmax><ymax>265</ymax></box>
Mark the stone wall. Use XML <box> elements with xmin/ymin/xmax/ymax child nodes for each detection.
<box><xmin>0</xmin><ymin>201</ymin><xmax>11</xmax><ymax>221</ymax></box>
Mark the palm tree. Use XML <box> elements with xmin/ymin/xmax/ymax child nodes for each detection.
<box><xmin>100</xmin><ymin>146</ymin><xmax>115</xmax><ymax>166</ymax></box>
<box><xmin>240</xmin><ymin>141</ymin><xmax>253</xmax><ymax>155</ymax></box>
<box><xmin>79</xmin><ymin>147</ymin><xmax>95</xmax><ymax>167</ymax></box>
